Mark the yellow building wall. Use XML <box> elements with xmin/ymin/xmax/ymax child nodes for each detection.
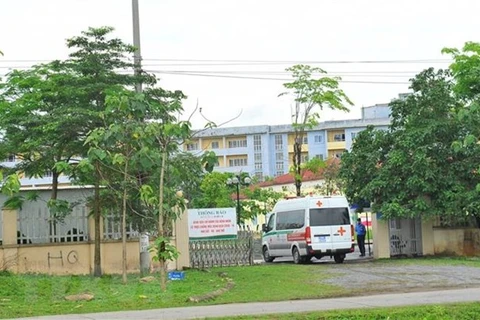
<box><xmin>287</xmin><ymin>134</ymin><xmax>309</xmax><ymax>153</ymax></box>
<box><xmin>327</xmin><ymin>149</ymin><xmax>345</xmax><ymax>158</ymax></box>
<box><xmin>327</xmin><ymin>142</ymin><xmax>346</xmax><ymax>150</ymax></box>
<box><xmin>217</xmin><ymin>156</ymin><xmax>225</xmax><ymax>167</ymax></box>
<box><xmin>201</xmin><ymin>138</ymin><xmax>223</xmax><ymax>150</ymax></box>
<box><xmin>225</xmin><ymin>136</ymin><xmax>247</xmax><ymax>145</ymax></box>
<box><xmin>287</xmin><ymin>152</ymin><xmax>309</xmax><ymax>167</ymax></box>
<box><xmin>327</xmin><ymin>130</ymin><xmax>345</xmax><ymax>142</ymax></box>
<box><xmin>287</xmin><ymin>145</ymin><xmax>309</xmax><ymax>153</ymax></box>
<box><xmin>225</xmin><ymin>155</ymin><xmax>248</xmax><ymax>167</ymax></box>
<box><xmin>184</xmin><ymin>139</ymin><xmax>200</xmax><ymax>151</ymax></box>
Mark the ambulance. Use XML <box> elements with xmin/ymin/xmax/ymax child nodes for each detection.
<box><xmin>261</xmin><ymin>196</ymin><xmax>355</xmax><ymax>264</ymax></box>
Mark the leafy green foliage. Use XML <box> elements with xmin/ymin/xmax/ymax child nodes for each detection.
<box><xmin>281</xmin><ymin>65</ymin><xmax>352</xmax><ymax>196</ymax></box>
<box><xmin>314</xmin><ymin>158</ymin><xmax>343</xmax><ymax>196</ymax></box>
<box><xmin>193</xmin><ymin>172</ymin><xmax>283</xmax><ymax>223</ymax></box>
<box><xmin>242</xmin><ymin>187</ymin><xmax>284</xmax><ymax>220</ymax></box>
<box><xmin>194</xmin><ymin>172</ymin><xmax>235</xmax><ymax>209</ymax></box>
<box><xmin>340</xmin><ymin>67</ymin><xmax>480</xmax><ymax>224</ymax></box>
<box><xmin>149</xmin><ymin>236</ymin><xmax>180</xmax><ymax>262</ymax></box>
<box><xmin>47</xmin><ymin>199</ymin><xmax>72</xmax><ymax>223</ymax></box>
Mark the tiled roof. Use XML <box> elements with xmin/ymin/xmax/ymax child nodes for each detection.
<box><xmin>257</xmin><ymin>158</ymin><xmax>340</xmax><ymax>187</ymax></box>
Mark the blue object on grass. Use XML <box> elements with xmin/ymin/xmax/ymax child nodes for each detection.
<box><xmin>168</xmin><ymin>271</ymin><xmax>185</xmax><ymax>280</ymax></box>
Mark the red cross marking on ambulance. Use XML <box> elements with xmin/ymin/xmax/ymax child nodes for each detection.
<box><xmin>337</xmin><ymin>227</ymin><xmax>346</xmax><ymax>236</ymax></box>
<box><xmin>316</xmin><ymin>200</ymin><xmax>323</xmax><ymax>207</ymax></box>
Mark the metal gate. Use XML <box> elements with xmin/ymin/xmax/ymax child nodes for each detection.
<box><xmin>389</xmin><ymin>218</ymin><xmax>422</xmax><ymax>257</ymax></box>
<box><xmin>189</xmin><ymin>231</ymin><xmax>255</xmax><ymax>268</ymax></box>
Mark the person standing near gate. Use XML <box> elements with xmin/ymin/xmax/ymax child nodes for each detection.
<box><xmin>355</xmin><ymin>218</ymin><xmax>366</xmax><ymax>257</ymax></box>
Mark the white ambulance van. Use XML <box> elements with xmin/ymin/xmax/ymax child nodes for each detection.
<box><xmin>261</xmin><ymin>196</ymin><xmax>354</xmax><ymax>264</ymax></box>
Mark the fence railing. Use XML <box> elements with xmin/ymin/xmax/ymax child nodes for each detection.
<box><xmin>189</xmin><ymin>231</ymin><xmax>254</xmax><ymax>268</ymax></box>
<box><xmin>103</xmin><ymin>213</ymin><xmax>140</xmax><ymax>240</ymax></box>
<box><xmin>17</xmin><ymin>206</ymin><xmax>89</xmax><ymax>244</ymax></box>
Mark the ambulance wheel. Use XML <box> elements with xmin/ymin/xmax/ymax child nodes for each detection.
<box><xmin>292</xmin><ymin>247</ymin><xmax>306</xmax><ymax>264</ymax></box>
<box><xmin>334</xmin><ymin>254</ymin><xmax>345</xmax><ymax>264</ymax></box>
<box><xmin>263</xmin><ymin>246</ymin><xmax>275</xmax><ymax>263</ymax></box>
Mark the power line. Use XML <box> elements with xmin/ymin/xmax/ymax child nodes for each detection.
<box><xmin>146</xmin><ymin>70</ymin><xmax>417</xmax><ymax>77</ymax></box>
<box><xmin>0</xmin><ymin>65</ymin><xmax>423</xmax><ymax>76</ymax></box>
<box><xmin>147</xmin><ymin>70</ymin><xmax>410</xmax><ymax>84</ymax></box>
<box><xmin>0</xmin><ymin>58</ymin><xmax>451</xmax><ymax>65</ymax></box>
<box><xmin>142</xmin><ymin>58</ymin><xmax>451</xmax><ymax>64</ymax></box>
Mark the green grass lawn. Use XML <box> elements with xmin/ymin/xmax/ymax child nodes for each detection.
<box><xmin>210</xmin><ymin>302</ymin><xmax>480</xmax><ymax>320</ymax></box>
<box><xmin>1</xmin><ymin>257</ymin><xmax>480</xmax><ymax>319</ymax></box>
<box><xmin>0</xmin><ymin>264</ymin><xmax>345</xmax><ymax>319</ymax></box>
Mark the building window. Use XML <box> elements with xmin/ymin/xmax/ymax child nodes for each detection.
<box><xmin>275</xmin><ymin>162</ymin><xmax>284</xmax><ymax>171</ymax></box>
<box><xmin>255</xmin><ymin>163</ymin><xmax>262</xmax><ymax>170</ymax></box>
<box><xmin>351</xmin><ymin>132</ymin><xmax>357</xmax><ymax>140</ymax></box>
<box><xmin>253</xmin><ymin>135</ymin><xmax>262</xmax><ymax>152</ymax></box>
<box><xmin>228</xmin><ymin>139</ymin><xmax>247</xmax><ymax>148</ymax></box>
<box><xmin>275</xmin><ymin>153</ymin><xmax>284</xmax><ymax>161</ymax></box>
<box><xmin>211</xmin><ymin>141</ymin><xmax>219</xmax><ymax>149</ymax></box>
<box><xmin>4</xmin><ymin>154</ymin><xmax>15</xmax><ymax>162</ymax></box>
<box><xmin>229</xmin><ymin>158</ymin><xmax>248</xmax><ymax>167</ymax></box>
<box><xmin>314</xmin><ymin>154</ymin><xmax>324</xmax><ymax>160</ymax></box>
<box><xmin>334</xmin><ymin>134</ymin><xmax>346</xmax><ymax>142</ymax></box>
<box><xmin>301</xmin><ymin>154</ymin><xmax>309</xmax><ymax>163</ymax></box>
<box><xmin>186</xmin><ymin>143</ymin><xmax>198</xmax><ymax>151</ymax></box>
<box><xmin>274</xmin><ymin>135</ymin><xmax>283</xmax><ymax>151</ymax></box>
<box><xmin>255</xmin><ymin>172</ymin><xmax>263</xmax><ymax>181</ymax></box>
<box><xmin>314</xmin><ymin>135</ymin><xmax>323</xmax><ymax>143</ymax></box>
<box><xmin>303</xmin><ymin>136</ymin><xmax>308</xmax><ymax>144</ymax></box>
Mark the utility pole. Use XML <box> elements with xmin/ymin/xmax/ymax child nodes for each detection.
<box><xmin>132</xmin><ymin>0</ymin><xmax>142</xmax><ymax>93</ymax></box>
<box><xmin>132</xmin><ymin>0</ymin><xmax>149</xmax><ymax>276</ymax></box>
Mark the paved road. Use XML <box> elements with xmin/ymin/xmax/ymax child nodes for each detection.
<box><xmin>15</xmin><ymin>287</ymin><xmax>480</xmax><ymax>320</ymax></box>
<box><xmin>254</xmin><ymin>242</ymin><xmax>374</xmax><ymax>264</ymax></box>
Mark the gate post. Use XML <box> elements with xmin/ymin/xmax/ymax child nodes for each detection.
<box><xmin>2</xmin><ymin>209</ymin><xmax>19</xmax><ymax>272</ymax></box>
<box><xmin>174</xmin><ymin>208</ymin><xmax>190</xmax><ymax>269</ymax></box>
<box><xmin>421</xmin><ymin>219</ymin><xmax>434</xmax><ymax>255</ymax></box>
<box><xmin>372</xmin><ymin>213</ymin><xmax>390</xmax><ymax>259</ymax></box>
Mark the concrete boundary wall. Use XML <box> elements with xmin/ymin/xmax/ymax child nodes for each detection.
<box><xmin>0</xmin><ymin>208</ymin><xmax>190</xmax><ymax>275</ymax></box>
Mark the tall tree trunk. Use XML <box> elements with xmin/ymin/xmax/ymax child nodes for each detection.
<box><xmin>93</xmin><ymin>162</ymin><xmax>102</xmax><ymax>277</ymax></box>
<box><xmin>294</xmin><ymin>135</ymin><xmax>303</xmax><ymax>197</ymax></box>
<box><xmin>121</xmin><ymin>159</ymin><xmax>129</xmax><ymax>284</ymax></box>
<box><xmin>51</xmin><ymin>169</ymin><xmax>59</xmax><ymax>200</ymax></box>
<box><xmin>50</xmin><ymin>170</ymin><xmax>60</xmax><ymax>242</ymax></box>
<box><xmin>158</xmin><ymin>150</ymin><xmax>167</xmax><ymax>291</ymax></box>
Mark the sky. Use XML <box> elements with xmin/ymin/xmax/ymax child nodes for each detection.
<box><xmin>1</xmin><ymin>0</ymin><xmax>479</xmax><ymax>129</ymax></box>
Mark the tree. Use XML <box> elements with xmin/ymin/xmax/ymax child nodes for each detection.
<box><xmin>61</xmin><ymin>27</ymin><xmax>154</xmax><ymax>277</ymax></box>
<box><xmin>280</xmin><ymin>65</ymin><xmax>352</xmax><ymax>196</ymax></box>
<box><xmin>340</xmin><ymin>68</ymin><xmax>473</xmax><ymax>222</ymax></box>
<box><xmin>314</xmin><ymin>158</ymin><xmax>343</xmax><ymax>196</ymax></box>
<box><xmin>443</xmin><ymin>42</ymin><xmax>480</xmax><ymax>226</ymax></box>
<box><xmin>193</xmin><ymin>172</ymin><xmax>235</xmax><ymax>209</ymax></box>
<box><xmin>194</xmin><ymin>172</ymin><xmax>284</xmax><ymax>223</ymax></box>
<box><xmin>242</xmin><ymin>187</ymin><xmax>284</xmax><ymax>222</ymax></box>
<box><xmin>168</xmin><ymin>151</ymin><xmax>215</xmax><ymax>207</ymax></box>
<box><xmin>84</xmin><ymin>84</ymin><xmax>191</xmax><ymax>289</ymax></box>
<box><xmin>339</xmin><ymin>126</ymin><xmax>392</xmax><ymax>211</ymax></box>
<box><xmin>85</xmin><ymin>91</ymin><xmax>145</xmax><ymax>284</ymax></box>
<box><xmin>0</xmin><ymin>27</ymin><xmax>154</xmax><ymax>277</ymax></box>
